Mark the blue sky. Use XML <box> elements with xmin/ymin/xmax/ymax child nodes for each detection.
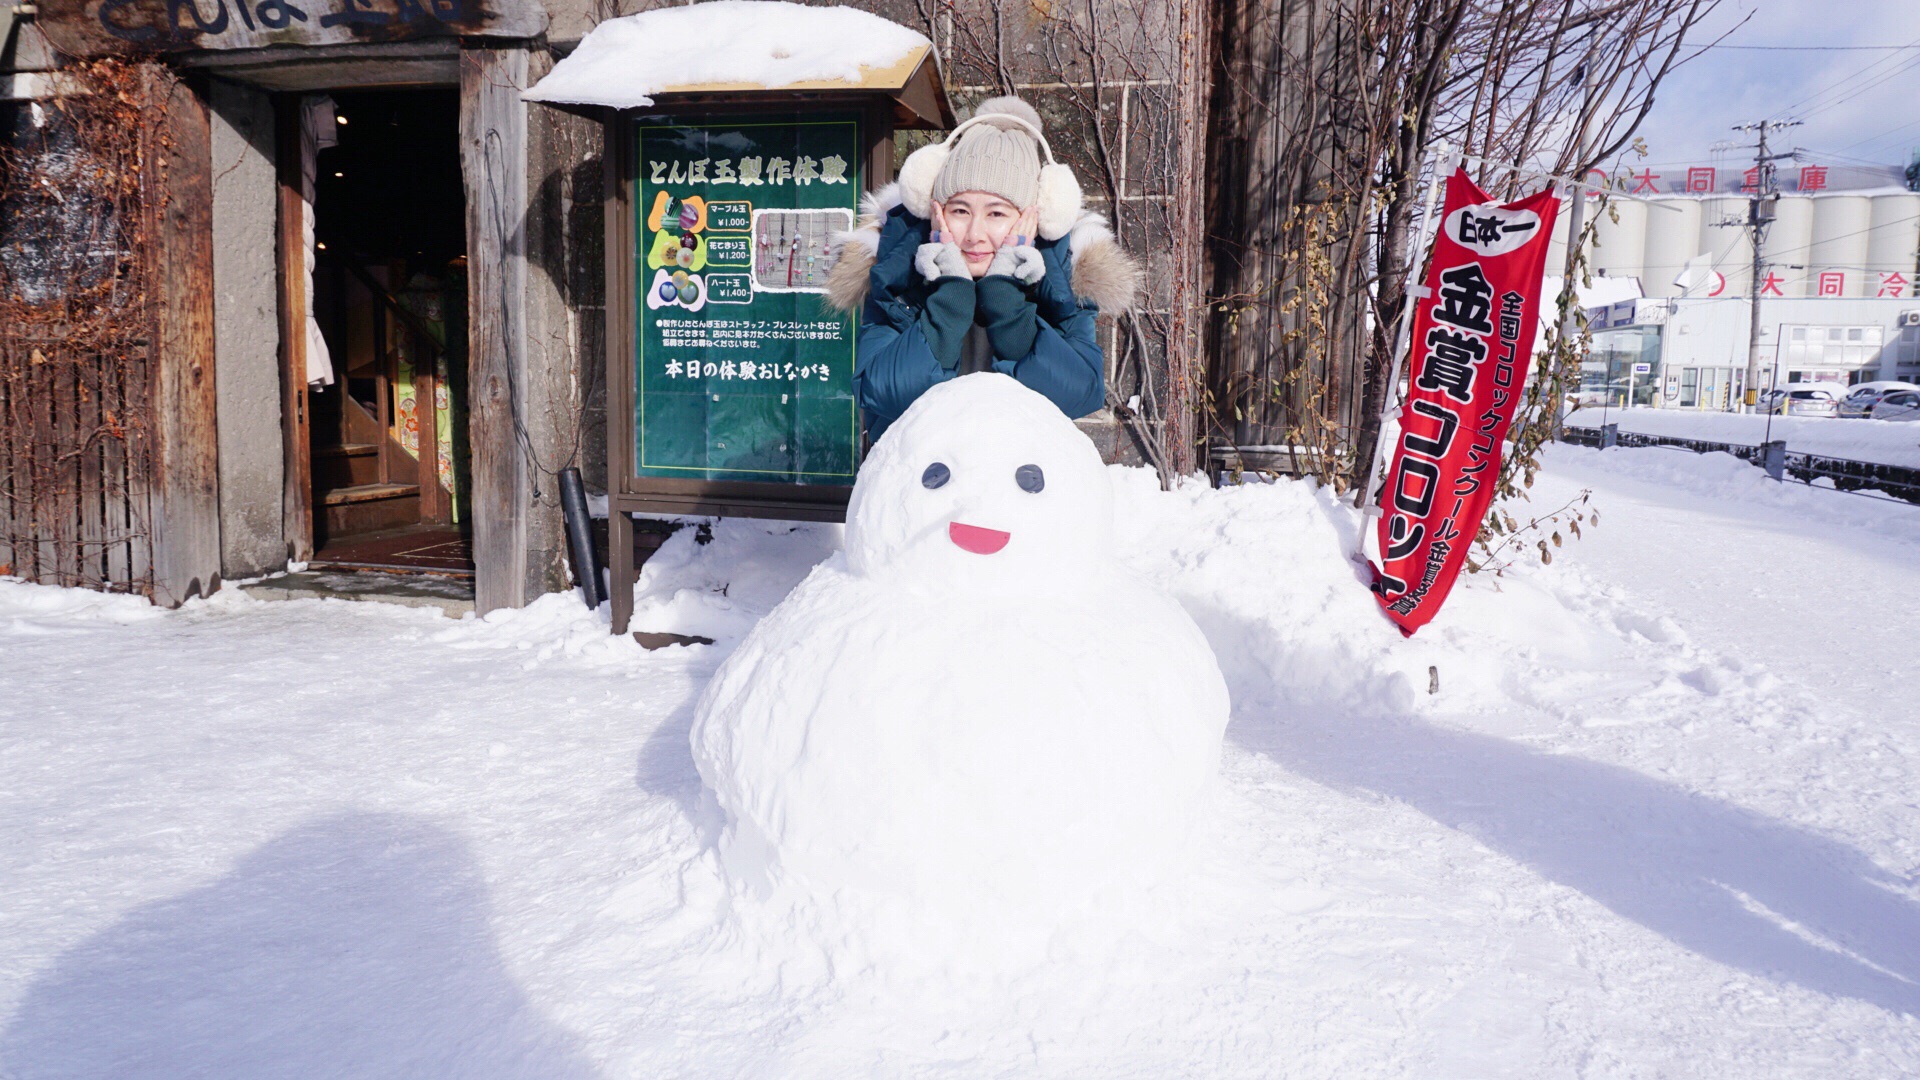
<box><xmin>1624</xmin><ymin>0</ymin><xmax>1920</xmax><ymax>173</ymax></box>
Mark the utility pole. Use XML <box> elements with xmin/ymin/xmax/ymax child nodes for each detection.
<box><xmin>1551</xmin><ymin>36</ymin><xmax>1599</xmax><ymax>440</ymax></box>
<box><xmin>1727</xmin><ymin>119</ymin><xmax>1800</xmax><ymax>412</ymax></box>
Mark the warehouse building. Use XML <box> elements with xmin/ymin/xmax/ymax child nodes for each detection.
<box><xmin>1566</xmin><ymin>163</ymin><xmax>1920</xmax><ymax>408</ymax></box>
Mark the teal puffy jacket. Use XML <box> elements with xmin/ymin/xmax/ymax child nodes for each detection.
<box><xmin>852</xmin><ymin>204</ymin><xmax>1107</xmax><ymax>439</ymax></box>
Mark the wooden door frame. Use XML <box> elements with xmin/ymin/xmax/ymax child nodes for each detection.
<box><xmin>149</xmin><ymin>69</ymin><xmax>223</xmax><ymax>606</ymax></box>
<box><xmin>274</xmin><ymin>93</ymin><xmax>315</xmax><ymax>564</ymax></box>
<box><xmin>277</xmin><ymin>86</ymin><xmax>470</xmax><ymax>559</ymax></box>
<box><xmin>460</xmin><ymin>44</ymin><xmax>531</xmax><ymax>615</ymax></box>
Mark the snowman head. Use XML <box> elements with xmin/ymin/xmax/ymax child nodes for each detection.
<box><xmin>845</xmin><ymin>374</ymin><xmax>1114</xmax><ymax>587</ymax></box>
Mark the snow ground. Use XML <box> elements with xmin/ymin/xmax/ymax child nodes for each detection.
<box><xmin>1565</xmin><ymin>406</ymin><xmax>1920</xmax><ymax>468</ymax></box>
<box><xmin>2</xmin><ymin>444</ymin><xmax>1917</xmax><ymax>1078</ymax></box>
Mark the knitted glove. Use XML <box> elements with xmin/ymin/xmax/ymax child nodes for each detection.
<box><xmin>985</xmin><ymin>244</ymin><xmax>1046</xmax><ymax>285</ymax></box>
<box><xmin>915</xmin><ymin>242</ymin><xmax>972</xmax><ymax>282</ymax></box>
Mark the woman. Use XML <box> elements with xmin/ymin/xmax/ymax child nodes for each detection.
<box><xmin>825</xmin><ymin>97</ymin><xmax>1141</xmax><ymax>439</ymax></box>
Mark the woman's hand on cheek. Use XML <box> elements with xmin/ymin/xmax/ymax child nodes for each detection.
<box><xmin>1012</xmin><ymin>206</ymin><xmax>1038</xmax><ymax>249</ymax></box>
<box><xmin>931</xmin><ymin>199</ymin><xmax>948</xmax><ymax>244</ymax></box>
<box><xmin>985</xmin><ymin>209</ymin><xmax>1047</xmax><ymax>285</ymax></box>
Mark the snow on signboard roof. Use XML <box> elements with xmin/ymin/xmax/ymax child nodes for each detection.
<box><xmin>523</xmin><ymin>1</ymin><xmax>934</xmax><ymax>110</ymax></box>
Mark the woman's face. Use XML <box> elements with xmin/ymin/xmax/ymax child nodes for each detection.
<box><xmin>937</xmin><ymin>192</ymin><xmax>1022</xmax><ymax>278</ymax></box>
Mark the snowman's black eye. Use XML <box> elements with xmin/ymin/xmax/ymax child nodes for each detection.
<box><xmin>921</xmin><ymin>462</ymin><xmax>951</xmax><ymax>489</ymax></box>
<box><xmin>1015</xmin><ymin>464</ymin><xmax>1044</xmax><ymax>493</ymax></box>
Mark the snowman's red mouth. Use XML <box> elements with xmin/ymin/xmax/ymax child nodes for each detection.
<box><xmin>948</xmin><ymin>521</ymin><xmax>1010</xmax><ymax>555</ymax></box>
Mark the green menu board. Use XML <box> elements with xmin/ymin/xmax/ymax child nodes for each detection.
<box><xmin>633</xmin><ymin>115</ymin><xmax>863</xmax><ymax>484</ymax></box>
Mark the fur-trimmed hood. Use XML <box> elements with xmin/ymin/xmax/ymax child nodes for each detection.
<box><xmin>823</xmin><ymin>182</ymin><xmax>1142</xmax><ymax>317</ymax></box>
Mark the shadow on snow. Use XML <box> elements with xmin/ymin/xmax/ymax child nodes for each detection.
<box><xmin>0</xmin><ymin>812</ymin><xmax>599</xmax><ymax>1080</ymax></box>
<box><xmin>1205</xmin><ymin>604</ymin><xmax>1920</xmax><ymax>1018</ymax></box>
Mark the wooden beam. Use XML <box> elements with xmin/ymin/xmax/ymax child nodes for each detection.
<box><xmin>149</xmin><ymin>70</ymin><xmax>222</xmax><ymax>606</ymax></box>
<box><xmin>461</xmin><ymin>45</ymin><xmax>531</xmax><ymax>614</ymax></box>
<box><xmin>604</xmin><ymin>115</ymin><xmax>635</xmax><ymax>634</ymax></box>
<box><xmin>37</xmin><ymin>0</ymin><xmax>547</xmax><ymax>59</ymax></box>
<box><xmin>275</xmin><ymin>95</ymin><xmax>315</xmax><ymax>563</ymax></box>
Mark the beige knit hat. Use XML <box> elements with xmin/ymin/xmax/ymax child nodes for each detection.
<box><xmin>897</xmin><ymin>96</ymin><xmax>1086</xmax><ymax>240</ymax></box>
<box><xmin>932</xmin><ymin>114</ymin><xmax>1042</xmax><ymax>208</ymax></box>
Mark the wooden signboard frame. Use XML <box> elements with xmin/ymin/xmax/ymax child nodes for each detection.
<box><xmin>529</xmin><ymin>38</ymin><xmax>951</xmax><ymax>634</ymax></box>
<box><xmin>603</xmin><ymin>94</ymin><xmax>902</xmax><ymax>634</ymax></box>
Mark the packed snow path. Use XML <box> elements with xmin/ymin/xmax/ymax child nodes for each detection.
<box><xmin>1</xmin><ymin>445</ymin><xmax>1915</xmax><ymax>1077</ymax></box>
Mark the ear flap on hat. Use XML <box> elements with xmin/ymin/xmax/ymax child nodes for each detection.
<box><xmin>897</xmin><ymin>141</ymin><xmax>948</xmax><ymax>220</ymax></box>
<box><xmin>1034</xmin><ymin>163</ymin><xmax>1083</xmax><ymax>241</ymax></box>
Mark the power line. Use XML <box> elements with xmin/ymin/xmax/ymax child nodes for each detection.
<box><xmin>1708</xmin><ymin>44</ymin><xmax>1920</xmax><ymax>52</ymax></box>
<box><xmin>1790</xmin><ymin>146</ymin><xmax>1913</xmax><ymax>170</ymax></box>
<box><xmin>1795</xmin><ymin>53</ymin><xmax>1920</xmax><ymax>125</ymax></box>
<box><xmin>1768</xmin><ymin>36</ymin><xmax>1920</xmax><ymax>123</ymax></box>
<box><xmin>1824</xmin><ymin>117</ymin><xmax>1920</xmax><ymax>159</ymax></box>
<box><xmin>1767</xmin><ymin>35</ymin><xmax>1920</xmax><ymax>120</ymax></box>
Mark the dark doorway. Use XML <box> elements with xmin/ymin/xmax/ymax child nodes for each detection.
<box><xmin>306</xmin><ymin>88</ymin><xmax>473</xmax><ymax>576</ymax></box>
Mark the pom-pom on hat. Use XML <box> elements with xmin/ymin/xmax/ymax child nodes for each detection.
<box><xmin>897</xmin><ymin>96</ymin><xmax>1085</xmax><ymax>241</ymax></box>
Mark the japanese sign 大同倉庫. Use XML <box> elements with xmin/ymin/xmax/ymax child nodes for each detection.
<box><xmin>634</xmin><ymin>117</ymin><xmax>862</xmax><ymax>486</ymax></box>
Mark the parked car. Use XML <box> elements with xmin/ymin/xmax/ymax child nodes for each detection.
<box><xmin>1838</xmin><ymin>380</ymin><xmax>1920</xmax><ymax>418</ymax></box>
<box><xmin>1869</xmin><ymin>389</ymin><xmax>1920</xmax><ymax>421</ymax></box>
<box><xmin>1759</xmin><ymin>385</ymin><xmax>1840</xmax><ymax>417</ymax></box>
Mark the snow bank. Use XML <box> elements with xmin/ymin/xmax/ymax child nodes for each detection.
<box><xmin>524</xmin><ymin>1</ymin><xmax>932</xmax><ymax>110</ymax></box>
<box><xmin>1542</xmin><ymin>272</ymin><xmax>1645</xmax><ymax>309</ymax></box>
<box><xmin>1546</xmin><ymin>442</ymin><xmax>1920</xmax><ymax>549</ymax></box>
<box><xmin>625</xmin><ymin>518</ymin><xmax>841</xmax><ymax>644</ymax></box>
<box><xmin>0</xmin><ymin>577</ymin><xmax>165</xmax><ymax>630</ymax></box>
<box><xmin>1567</xmin><ymin>406</ymin><xmax>1920</xmax><ymax>468</ymax></box>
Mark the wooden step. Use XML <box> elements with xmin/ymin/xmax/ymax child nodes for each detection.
<box><xmin>315</xmin><ymin>443</ymin><xmax>380</xmax><ymax>459</ymax></box>
<box><xmin>320</xmin><ymin>482</ymin><xmax>418</xmax><ymax>506</ymax></box>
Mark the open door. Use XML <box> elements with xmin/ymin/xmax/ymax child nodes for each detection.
<box><xmin>294</xmin><ymin>88</ymin><xmax>474</xmax><ymax>576</ymax></box>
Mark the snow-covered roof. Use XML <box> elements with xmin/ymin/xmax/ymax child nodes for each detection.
<box><xmin>524</xmin><ymin>1</ymin><xmax>936</xmax><ymax>111</ymax></box>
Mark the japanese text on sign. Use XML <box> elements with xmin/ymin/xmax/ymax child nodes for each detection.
<box><xmin>647</xmin><ymin>155</ymin><xmax>851</xmax><ymax>188</ymax></box>
<box><xmin>633</xmin><ymin>117</ymin><xmax>863</xmax><ymax>485</ymax></box>
<box><xmin>1371</xmin><ymin>170</ymin><xmax>1560</xmax><ymax>636</ymax></box>
<box><xmin>42</xmin><ymin>0</ymin><xmax>543</xmax><ymax>53</ymax></box>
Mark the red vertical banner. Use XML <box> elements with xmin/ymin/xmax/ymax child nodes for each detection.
<box><xmin>1372</xmin><ymin>169</ymin><xmax>1561</xmax><ymax>636</ymax></box>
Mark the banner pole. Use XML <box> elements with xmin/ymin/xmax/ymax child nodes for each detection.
<box><xmin>1357</xmin><ymin>144</ymin><xmax>1454</xmax><ymax>560</ymax></box>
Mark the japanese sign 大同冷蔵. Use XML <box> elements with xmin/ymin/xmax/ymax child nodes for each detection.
<box><xmin>633</xmin><ymin>116</ymin><xmax>863</xmax><ymax>486</ymax></box>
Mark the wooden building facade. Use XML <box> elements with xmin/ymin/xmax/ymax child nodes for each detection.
<box><xmin>2</xmin><ymin>0</ymin><xmax>626</xmax><ymax>611</ymax></box>
<box><xmin>0</xmin><ymin>0</ymin><xmax>1217</xmax><ymax>612</ymax></box>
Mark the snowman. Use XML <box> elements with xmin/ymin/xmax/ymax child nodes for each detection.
<box><xmin>691</xmin><ymin>373</ymin><xmax>1229</xmax><ymax>920</ymax></box>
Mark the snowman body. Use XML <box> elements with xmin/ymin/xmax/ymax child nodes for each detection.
<box><xmin>691</xmin><ymin>374</ymin><xmax>1228</xmax><ymax>916</ymax></box>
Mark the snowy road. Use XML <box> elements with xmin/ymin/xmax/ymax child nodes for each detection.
<box><xmin>1</xmin><ymin>446</ymin><xmax>1916</xmax><ymax>1077</ymax></box>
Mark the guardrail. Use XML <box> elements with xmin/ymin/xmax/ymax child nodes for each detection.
<box><xmin>1561</xmin><ymin>425</ymin><xmax>1920</xmax><ymax>504</ymax></box>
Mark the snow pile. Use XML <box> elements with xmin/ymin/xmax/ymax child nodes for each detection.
<box><xmin>523</xmin><ymin>1</ymin><xmax>931</xmax><ymax>110</ymax></box>
<box><xmin>1554</xmin><ymin>443</ymin><xmax>1920</xmax><ymax>548</ymax></box>
<box><xmin>691</xmin><ymin>375</ymin><xmax>1229</xmax><ymax>943</ymax></box>
<box><xmin>625</xmin><ymin>518</ymin><xmax>842</xmax><ymax>645</ymax></box>
<box><xmin>1565</xmin><ymin>406</ymin><xmax>1920</xmax><ymax>468</ymax></box>
<box><xmin>1541</xmin><ymin>272</ymin><xmax>1645</xmax><ymax>309</ymax></box>
<box><xmin>0</xmin><ymin>577</ymin><xmax>165</xmax><ymax>630</ymax></box>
